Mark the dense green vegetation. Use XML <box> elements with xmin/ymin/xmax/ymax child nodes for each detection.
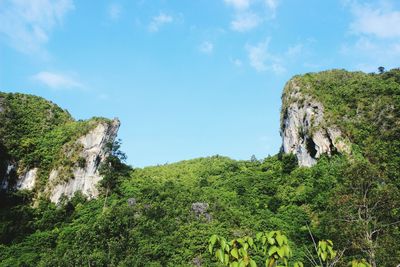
<box><xmin>283</xmin><ymin>68</ymin><xmax>400</xmax><ymax>181</ymax></box>
<box><xmin>0</xmin><ymin>69</ymin><xmax>399</xmax><ymax>266</ymax></box>
<box><xmin>0</xmin><ymin>92</ymin><xmax>114</xmax><ymax>189</ymax></box>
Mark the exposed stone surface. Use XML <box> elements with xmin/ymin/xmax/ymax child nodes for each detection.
<box><xmin>49</xmin><ymin>119</ymin><xmax>120</xmax><ymax>203</ymax></box>
<box><xmin>191</xmin><ymin>202</ymin><xmax>212</xmax><ymax>222</ymax></box>
<box><xmin>0</xmin><ymin>162</ymin><xmax>15</xmax><ymax>189</ymax></box>
<box><xmin>127</xmin><ymin>198</ymin><xmax>137</xmax><ymax>206</ymax></box>
<box><xmin>16</xmin><ymin>168</ymin><xmax>38</xmax><ymax>190</ymax></box>
<box><xmin>281</xmin><ymin>79</ymin><xmax>350</xmax><ymax>166</ymax></box>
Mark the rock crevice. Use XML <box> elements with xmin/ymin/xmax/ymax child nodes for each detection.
<box><xmin>281</xmin><ymin>79</ymin><xmax>350</xmax><ymax>166</ymax></box>
<box><xmin>48</xmin><ymin>119</ymin><xmax>120</xmax><ymax>203</ymax></box>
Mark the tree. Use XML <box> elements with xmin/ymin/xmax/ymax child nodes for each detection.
<box><xmin>378</xmin><ymin>66</ymin><xmax>385</xmax><ymax>74</ymax></box>
<box><xmin>208</xmin><ymin>231</ymin><xmax>298</xmax><ymax>267</ymax></box>
<box><xmin>325</xmin><ymin>161</ymin><xmax>400</xmax><ymax>266</ymax></box>
<box><xmin>98</xmin><ymin>139</ymin><xmax>130</xmax><ymax>209</ymax></box>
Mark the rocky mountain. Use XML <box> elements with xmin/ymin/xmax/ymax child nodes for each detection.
<box><xmin>0</xmin><ymin>92</ymin><xmax>119</xmax><ymax>203</ymax></box>
<box><xmin>280</xmin><ymin>78</ymin><xmax>350</xmax><ymax>166</ymax></box>
<box><xmin>0</xmin><ymin>69</ymin><xmax>399</xmax><ymax>266</ymax></box>
<box><xmin>281</xmin><ymin>69</ymin><xmax>400</xmax><ymax>177</ymax></box>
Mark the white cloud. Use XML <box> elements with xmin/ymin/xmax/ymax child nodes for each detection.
<box><xmin>245</xmin><ymin>39</ymin><xmax>285</xmax><ymax>74</ymax></box>
<box><xmin>32</xmin><ymin>71</ymin><xmax>83</xmax><ymax>89</ymax></box>
<box><xmin>341</xmin><ymin>1</ymin><xmax>400</xmax><ymax>71</ymax></box>
<box><xmin>231</xmin><ymin>12</ymin><xmax>262</xmax><ymax>32</ymax></box>
<box><xmin>199</xmin><ymin>41</ymin><xmax>214</xmax><ymax>54</ymax></box>
<box><xmin>230</xmin><ymin>58</ymin><xmax>243</xmax><ymax>67</ymax></box>
<box><xmin>0</xmin><ymin>0</ymin><xmax>74</xmax><ymax>54</ymax></box>
<box><xmin>224</xmin><ymin>0</ymin><xmax>250</xmax><ymax>10</ymax></box>
<box><xmin>285</xmin><ymin>43</ymin><xmax>303</xmax><ymax>57</ymax></box>
<box><xmin>265</xmin><ymin>0</ymin><xmax>278</xmax><ymax>10</ymax></box>
<box><xmin>148</xmin><ymin>13</ymin><xmax>173</xmax><ymax>32</ymax></box>
<box><xmin>108</xmin><ymin>3</ymin><xmax>122</xmax><ymax>20</ymax></box>
<box><xmin>224</xmin><ymin>0</ymin><xmax>279</xmax><ymax>33</ymax></box>
<box><xmin>246</xmin><ymin>39</ymin><xmax>268</xmax><ymax>71</ymax></box>
<box><xmin>350</xmin><ymin>2</ymin><xmax>400</xmax><ymax>38</ymax></box>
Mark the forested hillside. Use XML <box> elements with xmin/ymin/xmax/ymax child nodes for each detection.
<box><xmin>0</xmin><ymin>69</ymin><xmax>399</xmax><ymax>266</ymax></box>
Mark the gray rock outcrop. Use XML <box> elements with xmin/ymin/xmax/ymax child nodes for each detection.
<box><xmin>191</xmin><ymin>202</ymin><xmax>212</xmax><ymax>222</ymax></box>
<box><xmin>16</xmin><ymin>168</ymin><xmax>38</xmax><ymax>190</ymax></box>
<box><xmin>0</xmin><ymin>163</ymin><xmax>37</xmax><ymax>190</ymax></box>
<box><xmin>281</xmin><ymin>79</ymin><xmax>350</xmax><ymax>166</ymax></box>
<box><xmin>48</xmin><ymin>119</ymin><xmax>120</xmax><ymax>203</ymax></box>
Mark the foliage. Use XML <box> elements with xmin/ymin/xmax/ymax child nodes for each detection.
<box><xmin>349</xmin><ymin>259</ymin><xmax>372</xmax><ymax>267</ymax></box>
<box><xmin>209</xmin><ymin>231</ymin><xmax>298</xmax><ymax>267</ymax></box>
<box><xmin>0</xmin><ymin>68</ymin><xmax>399</xmax><ymax>266</ymax></box>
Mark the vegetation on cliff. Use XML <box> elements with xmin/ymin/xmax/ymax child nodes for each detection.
<box><xmin>0</xmin><ymin>92</ymin><xmax>115</xmax><ymax>190</ymax></box>
<box><xmin>0</xmin><ymin>68</ymin><xmax>399</xmax><ymax>266</ymax></box>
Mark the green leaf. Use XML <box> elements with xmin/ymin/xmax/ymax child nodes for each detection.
<box><xmin>249</xmin><ymin>259</ymin><xmax>257</xmax><ymax>267</ymax></box>
<box><xmin>268</xmin><ymin>246</ymin><xmax>278</xmax><ymax>256</ymax></box>
<box><xmin>231</xmin><ymin>248</ymin><xmax>239</xmax><ymax>259</ymax></box>
<box><xmin>286</xmin><ymin>246</ymin><xmax>292</xmax><ymax>257</ymax></box>
<box><xmin>268</xmin><ymin>237</ymin><xmax>275</xmax><ymax>245</ymax></box>
<box><xmin>267</xmin><ymin>231</ymin><xmax>276</xmax><ymax>239</ymax></box>
<box><xmin>248</xmin><ymin>237</ymin><xmax>254</xmax><ymax>247</ymax></box>
<box><xmin>261</xmin><ymin>236</ymin><xmax>267</xmax><ymax>245</ymax></box>
<box><xmin>221</xmin><ymin>239</ymin><xmax>227</xmax><ymax>250</ymax></box>
<box><xmin>230</xmin><ymin>262</ymin><xmax>239</xmax><ymax>267</ymax></box>
<box><xmin>319</xmin><ymin>241</ymin><xmax>327</xmax><ymax>251</ymax></box>
<box><xmin>277</xmin><ymin>247</ymin><xmax>285</xmax><ymax>258</ymax></box>
<box><xmin>321</xmin><ymin>252</ymin><xmax>327</xmax><ymax>262</ymax></box>
<box><xmin>209</xmin><ymin>243</ymin><xmax>213</xmax><ymax>254</ymax></box>
<box><xmin>216</xmin><ymin>249</ymin><xmax>224</xmax><ymax>263</ymax></box>
<box><xmin>225</xmin><ymin>253</ymin><xmax>230</xmax><ymax>264</ymax></box>
<box><xmin>256</xmin><ymin>232</ymin><xmax>263</xmax><ymax>240</ymax></box>
<box><xmin>210</xmin><ymin>235</ymin><xmax>218</xmax><ymax>246</ymax></box>
<box><xmin>239</xmin><ymin>247</ymin><xmax>248</xmax><ymax>257</ymax></box>
<box><xmin>276</xmin><ymin>234</ymin><xmax>284</xmax><ymax>246</ymax></box>
<box><xmin>266</xmin><ymin>258</ymin><xmax>275</xmax><ymax>267</ymax></box>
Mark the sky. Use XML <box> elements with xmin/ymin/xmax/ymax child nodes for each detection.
<box><xmin>1</xmin><ymin>0</ymin><xmax>400</xmax><ymax>167</ymax></box>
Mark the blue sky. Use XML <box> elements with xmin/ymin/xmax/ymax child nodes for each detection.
<box><xmin>1</xmin><ymin>0</ymin><xmax>400</xmax><ymax>167</ymax></box>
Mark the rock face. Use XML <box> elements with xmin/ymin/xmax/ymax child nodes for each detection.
<box><xmin>0</xmin><ymin>163</ymin><xmax>37</xmax><ymax>190</ymax></box>
<box><xmin>191</xmin><ymin>202</ymin><xmax>212</xmax><ymax>222</ymax></box>
<box><xmin>48</xmin><ymin>119</ymin><xmax>120</xmax><ymax>203</ymax></box>
<box><xmin>16</xmin><ymin>168</ymin><xmax>38</xmax><ymax>190</ymax></box>
<box><xmin>281</xmin><ymin>79</ymin><xmax>350</xmax><ymax>166</ymax></box>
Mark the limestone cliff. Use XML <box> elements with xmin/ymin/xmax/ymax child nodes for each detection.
<box><xmin>280</xmin><ymin>78</ymin><xmax>350</xmax><ymax>166</ymax></box>
<box><xmin>0</xmin><ymin>92</ymin><xmax>120</xmax><ymax>203</ymax></box>
<box><xmin>48</xmin><ymin>119</ymin><xmax>120</xmax><ymax>203</ymax></box>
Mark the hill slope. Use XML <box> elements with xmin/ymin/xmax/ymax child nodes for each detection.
<box><xmin>0</xmin><ymin>92</ymin><xmax>120</xmax><ymax>202</ymax></box>
<box><xmin>0</xmin><ymin>69</ymin><xmax>399</xmax><ymax>266</ymax></box>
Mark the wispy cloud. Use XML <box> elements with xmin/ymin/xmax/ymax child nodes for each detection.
<box><xmin>199</xmin><ymin>41</ymin><xmax>214</xmax><ymax>54</ymax></box>
<box><xmin>265</xmin><ymin>0</ymin><xmax>279</xmax><ymax>17</ymax></box>
<box><xmin>32</xmin><ymin>71</ymin><xmax>83</xmax><ymax>89</ymax></box>
<box><xmin>148</xmin><ymin>13</ymin><xmax>173</xmax><ymax>32</ymax></box>
<box><xmin>231</xmin><ymin>12</ymin><xmax>262</xmax><ymax>32</ymax></box>
<box><xmin>285</xmin><ymin>43</ymin><xmax>303</xmax><ymax>57</ymax></box>
<box><xmin>341</xmin><ymin>0</ymin><xmax>400</xmax><ymax>71</ymax></box>
<box><xmin>350</xmin><ymin>2</ymin><xmax>400</xmax><ymax>38</ymax></box>
<box><xmin>245</xmin><ymin>39</ymin><xmax>285</xmax><ymax>74</ymax></box>
<box><xmin>223</xmin><ymin>0</ymin><xmax>279</xmax><ymax>32</ymax></box>
<box><xmin>0</xmin><ymin>0</ymin><xmax>74</xmax><ymax>55</ymax></box>
<box><xmin>224</xmin><ymin>0</ymin><xmax>251</xmax><ymax>10</ymax></box>
<box><xmin>108</xmin><ymin>3</ymin><xmax>122</xmax><ymax>20</ymax></box>
<box><xmin>230</xmin><ymin>58</ymin><xmax>243</xmax><ymax>67</ymax></box>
